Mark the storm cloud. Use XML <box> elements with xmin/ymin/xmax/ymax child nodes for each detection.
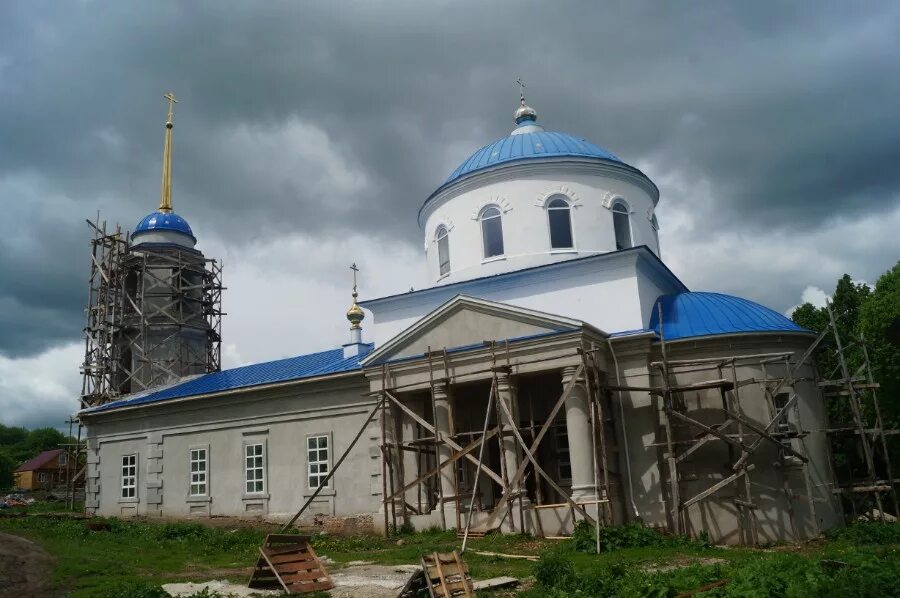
<box><xmin>1</xmin><ymin>1</ymin><xmax>898</xmax><ymax>426</ymax></box>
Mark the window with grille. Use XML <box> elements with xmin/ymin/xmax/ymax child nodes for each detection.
<box><xmin>121</xmin><ymin>454</ymin><xmax>137</xmax><ymax>499</ymax></box>
<box><xmin>307</xmin><ymin>435</ymin><xmax>330</xmax><ymax>489</ymax></box>
<box><xmin>774</xmin><ymin>393</ymin><xmax>791</xmax><ymax>434</ymax></box>
<box><xmin>190</xmin><ymin>448</ymin><xmax>207</xmax><ymax>496</ymax></box>
<box><xmin>245</xmin><ymin>443</ymin><xmax>265</xmax><ymax>494</ymax></box>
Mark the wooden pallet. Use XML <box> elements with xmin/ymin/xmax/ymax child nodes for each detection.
<box><xmin>420</xmin><ymin>550</ymin><xmax>474</xmax><ymax>598</ymax></box>
<box><xmin>247</xmin><ymin>534</ymin><xmax>334</xmax><ymax>594</ymax></box>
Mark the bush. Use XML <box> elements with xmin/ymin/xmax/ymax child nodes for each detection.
<box><xmin>533</xmin><ymin>548</ymin><xmax>576</xmax><ymax>589</ymax></box>
<box><xmin>825</xmin><ymin>521</ymin><xmax>900</xmax><ymax>545</ymax></box>
<box><xmin>569</xmin><ymin>521</ymin><xmax>694</xmax><ymax>553</ymax></box>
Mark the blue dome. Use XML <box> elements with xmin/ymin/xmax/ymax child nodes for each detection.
<box><xmin>649</xmin><ymin>292</ymin><xmax>809</xmax><ymax>341</ymax></box>
<box><xmin>444</xmin><ymin>128</ymin><xmax>623</xmax><ymax>187</ymax></box>
<box><xmin>133</xmin><ymin>211</ymin><xmax>196</xmax><ymax>243</ymax></box>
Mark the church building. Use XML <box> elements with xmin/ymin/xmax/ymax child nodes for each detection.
<box><xmin>79</xmin><ymin>91</ymin><xmax>842</xmax><ymax>545</ymax></box>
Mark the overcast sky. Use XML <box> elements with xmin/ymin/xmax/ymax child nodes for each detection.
<box><xmin>1</xmin><ymin>1</ymin><xmax>898</xmax><ymax>429</ymax></box>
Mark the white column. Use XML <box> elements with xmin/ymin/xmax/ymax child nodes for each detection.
<box><xmin>433</xmin><ymin>382</ymin><xmax>457</xmax><ymax>518</ymax></box>
<box><xmin>496</xmin><ymin>369</ymin><xmax>525</xmax><ymax>499</ymax></box>
<box><xmin>562</xmin><ymin>365</ymin><xmax>596</xmax><ymax>501</ymax></box>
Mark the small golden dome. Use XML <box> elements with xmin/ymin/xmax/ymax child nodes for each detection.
<box><xmin>346</xmin><ymin>300</ymin><xmax>365</xmax><ymax>330</ymax></box>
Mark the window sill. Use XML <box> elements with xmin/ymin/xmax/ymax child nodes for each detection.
<box><xmin>186</xmin><ymin>495</ymin><xmax>212</xmax><ymax>503</ymax></box>
<box><xmin>481</xmin><ymin>255</ymin><xmax>506</xmax><ymax>264</ymax></box>
<box><xmin>118</xmin><ymin>497</ymin><xmax>139</xmax><ymax>504</ymax></box>
<box><xmin>549</xmin><ymin>248</ymin><xmax>577</xmax><ymax>254</ymax></box>
<box><xmin>242</xmin><ymin>493</ymin><xmax>270</xmax><ymax>501</ymax></box>
<box><xmin>303</xmin><ymin>488</ymin><xmax>335</xmax><ymax>497</ymax></box>
<box><xmin>436</xmin><ymin>272</ymin><xmax>451</xmax><ymax>282</ymax></box>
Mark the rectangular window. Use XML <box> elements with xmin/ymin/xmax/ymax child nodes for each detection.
<box><xmin>773</xmin><ymin>393</ymin><xmax>791</xmax><ymax>434</ymax></box>
<box><xmin>59</xmin><ymin>453</ymin><xmax>67</xmax><ymax>466</ymax></box>
<box><xmin>307</xmin><ymin>435</ymin><xmax>330</xmax><ymax>489</ymax></box>
<box><xmin>245</xmin><ymin>443</ymin><xmax>265</xmax><ymax>494</ymax></box>
<box><xmin>556</xmin><ymin>425</ymin><xmax>572</xmax><ymax>482</ymax></box>
<box><xmin>38</xmin><ymin>472</ymin><xmax>48</xmax><ymax>483</ymax></box>
<box><xmin>121</xmin><ymin>454</ymin><xmax>137</xmax><ymax>499</ymax></box>
<box><xmin>189</xmin><ymin>448</ymin><xmax>208</xmax><ymax>496</ymax></box>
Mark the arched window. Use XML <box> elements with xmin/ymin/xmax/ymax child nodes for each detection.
<box><xmin>651</xmin><ymin>214</ymin><xmax>660</xmax><ymax>249</ymax></box>
<box><xmin>479</xmin><ymin>206</ymin><xmax>504</xmax><ymax>258</ymax></box>
<box><xmin>435</xmin><ymin>225</ymin><xmax>450</xmax><ymax>276</ymax></box>
<box><xmin>612</xmin><ymin>201</ymin><xmax>632</xmax><ymax>250</ymax></box>
<box><xmin>547</xmin><ymin>197</ymin><xmax>573</xmax><ymax>249</ymax></box>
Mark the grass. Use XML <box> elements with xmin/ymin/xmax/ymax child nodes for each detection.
<box><xmin>2</xmin><ymin>506</ymin><xmax>899</xmax><ymax>597</ymax></box>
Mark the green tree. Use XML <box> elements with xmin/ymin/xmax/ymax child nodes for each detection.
<box><xmin>859</xmin><ymin>262</ymin><xmax>900</xmax><ymax>429</ymax></box>
<box><xmin>0</xmin><ymin>451</ymin><xmax>16</xmax><ymax>490</ymax></box>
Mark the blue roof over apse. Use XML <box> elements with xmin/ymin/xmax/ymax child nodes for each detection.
<box><xmin>81</xmin><ymin>344</ymin><xmax>373</xmax><ymax>414</ymax></box>
<box><xmin>444</xmin><ymin>129</ymin><xmax>622</xmax><ymax>187</ymax></box>
<box><xmin>133</xmin><ymin>210</ymin><xmax>196</xmax><ymax>242</ymax></box>
<box><xmin>649</xmin><ymin>292</ymin><xmax>809</xmax><ymax>341</ymax></box>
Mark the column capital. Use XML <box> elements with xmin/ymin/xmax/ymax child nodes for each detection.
<box><xmin>561</xmin><ymin>365</ymin><xmax>586</xmax><ymax>386</ymax></box>
<box><xmin>432</xmin><ymin>380</ymin><xmax>449</xmax><ymax>401</ymax></box>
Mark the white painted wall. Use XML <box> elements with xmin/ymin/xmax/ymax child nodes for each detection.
<box><xmin>362</xmin><ymin>249</ymin><xmax>686</xmax><ymax>348</ymax></box>
<box><xmin>420</xmin><ymin>161</ymin><xmax>659</xmax><ymax>286</ymax></box>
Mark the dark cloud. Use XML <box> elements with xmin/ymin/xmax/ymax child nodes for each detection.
<box><xmin>1</xmin><ymin>1</ymin><xmax>899</xmax><ymax>359</ymax></box>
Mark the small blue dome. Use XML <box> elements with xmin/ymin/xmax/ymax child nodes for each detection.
<box><xmin>649</xmin><ymin>292</ymin><xmax>809</xmax><ymax>341</ymax></box>
<box><xmin>133</xmin><ymin>211</ymin><xmax>196</xmax><ymax>243</ymax></box>
<box><xmin>444</xmin><ymin>129</ymin><xmax>623</xmax><ymax>187</ymax></box>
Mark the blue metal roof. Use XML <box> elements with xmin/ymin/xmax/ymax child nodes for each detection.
<box><xmin>133</xmin><ymin>210</ymin><xmax>196</xmax><ymax>243</ymax></box>
<box><xmin>82</xmin><ymin>344</ymin><xmax>373</xmax><ymax>414</ymax></box>
<box><xmin>444</xmin><ymin>129</ymin><xmax>622</xmax><ymax>187</ymax></box>
<box><xmin>649</xmin><ymin>292</ymin><xmax>808</xmax><ymax>341</ymax></box>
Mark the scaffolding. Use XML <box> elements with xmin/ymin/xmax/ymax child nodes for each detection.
<box><xmin>821</xmin><ymin>303</ymin><xmax>898</xmax><ymax>521</ymax></box>
<box><xmin>79</xmin><ymin>213</ymin><xmax>223</xmax><ymax>409</ymax></box>
<box><xmin>372</xmin><ymin>341</ymin><xmax>618</xmax><ymax>543</ymax></box>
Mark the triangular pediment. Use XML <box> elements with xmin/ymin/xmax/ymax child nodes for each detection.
<box><xmin>361</xmin><ymin>295</ymin><xmax>585</xmax><ymax>366</ymax></box>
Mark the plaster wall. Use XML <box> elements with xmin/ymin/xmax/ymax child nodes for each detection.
<box><xmin>421</xmin><ymin>163</ymin><xmax>660</xmax><ymax>285</ymax></box>
<box><xmin>608</xmin><ymin>333</ymin><xmax>841</xmax><ymax>544</ymax></box>
<box><xmin>363</xmin><ymin>250</ymin><xmax>682</xmax><ymax>348</ymax></box>
<box><xmin>84</xmin><ymin>374</ymin><xmax>384</xmax><ymax>526</ymax></box>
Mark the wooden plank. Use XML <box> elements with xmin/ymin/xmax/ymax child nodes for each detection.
<box><xmin>274</xmin><ymin>560</ymin><xmax>322</xmax><ymax>573</ymax></box>
<box><xmin>384</xmin><ymin>391</ymin><xmax>505</xmax><ymax>487</ymax></box>
<box><xmin>681</xmin><ymin>465</ymin><xmax>756</xmax><ymax>510</ymax></box>
<box><xmin>284</xmin><ymin>580</ymin><xmax>333</xmax><ymax>592</ymax></box>
<box><xmin>279</xmin><ymin>570</ymin><xmax>329</xmax><ymax>583</ymax></box>
<box><xmin>265</xmin><ymin>533</ymin><xmax>310</xmax><ymax>544</ymax></box>
<box><xmin>256</xmin><ymin>547</ymin><xmax>291</xmax><ymax>594</ymax></box>
<box><xmin>266</xmin><ymin>552</ymin><xmax>314</xmax><ymax>564</ymax></box>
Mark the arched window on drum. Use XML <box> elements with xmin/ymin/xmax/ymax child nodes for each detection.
<box><xmin>435</xmin><ymin>225</ymin><xmax>450</xmax><ymax>276</ymax></box>
<box><xmin>547</xmin><ymin>197</ymin><xmax>574</xmax><ymax>249</ymax></box>
<box><xmin>612</xmin><ymin>200</ymin><xmax>632</xmax><ymax>250</ymax></box>
<box><xmin>479</xmin><ymin>206</ymin><xmax>505</xmax><ymax>258</ymax></box>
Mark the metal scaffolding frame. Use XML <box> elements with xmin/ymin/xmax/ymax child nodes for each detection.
<box><xmin>79</xmin><ymin>214</ymin><xmax>223</xmax><ymax>409</ymax></box>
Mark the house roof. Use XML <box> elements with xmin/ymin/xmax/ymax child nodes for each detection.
<box><xmin>80</xmin><ymin>344</ymin><xmax>373</xmax><ymax>415</ymax></box>
<box><xmin>15</xmin><ymin>449</ymin><xmax>64</xmax><ymax>473</ymax></box>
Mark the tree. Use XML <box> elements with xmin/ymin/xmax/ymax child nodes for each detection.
<box><xmin>859</xmin><ymin>262</ymin><xmax>900</xmax><ymax>429</ymax></box>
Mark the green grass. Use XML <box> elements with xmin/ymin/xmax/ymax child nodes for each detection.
<box><xmin>2</xmin><ymin>508</ymin><xmax>899</xmax><ymax>597</ymax></box>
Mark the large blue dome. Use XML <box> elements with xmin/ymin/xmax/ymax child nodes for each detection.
<box><xmin>444</xmin><ymin>128</ymin><xmax>623</xmax><ymax>187</ymax></box>
<box><xmin>133</xmin><ymin>211</ymin><xmax>196</xmax><ymax>243</ymax></box>
<box><xmin>649</xmin><ymin>292</ymin><xmax>809</xmax><ymax>341</ymax></box>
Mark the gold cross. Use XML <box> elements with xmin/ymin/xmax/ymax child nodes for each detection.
<box><xmin>350</xmin><ymin>263</ymin><xmax>359</xmax><ymax>294</ymax></box>
<box><xmin>164</xmin><ymin>92</ymin><xmax>178</xmax><ymax>121</ymax></box>
<box><xmin>516</xmin><ymin>77</ymin><xmax>526</xmax><ymax>101</ymax></box>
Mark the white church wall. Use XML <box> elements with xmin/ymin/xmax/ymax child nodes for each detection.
<box><xmin>363</xmin><ymin>248</ymin><xmax>684</xmax><ymax>348</ymax></box>
<box><xmin>83</xmin><ymin>374</ymin><xmax>384</xmax><ymax>527</ymax></box>
<box><xmin>421</xmin><ymin>161</ymin><xmax>659</xmax><ymax>286</ymax></box>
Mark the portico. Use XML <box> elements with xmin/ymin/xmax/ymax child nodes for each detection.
<box><xmin>361</xmin><ymin>294</ymin><xmax>618</xmax><ymax>535</ymax></box>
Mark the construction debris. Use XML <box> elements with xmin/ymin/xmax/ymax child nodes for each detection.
<box><xmin>247</xmin><ymin>534</ymin><xmax>334</xmax><ymax>594</ymax></box>
<box><xmin>472</xmin><ymin>576</ymin><xmax>518</xmax><ymax>591</ymax></box>
<box><xmin>418</xmin><ymin>551</ymin><xmax>474</xmax><ymax>598</ymax></box>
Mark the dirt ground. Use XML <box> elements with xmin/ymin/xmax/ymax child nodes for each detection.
<box><xmin>0</xmin><ymin>532</ymin><xmax>58</xmax><ymax>598</ymax></box>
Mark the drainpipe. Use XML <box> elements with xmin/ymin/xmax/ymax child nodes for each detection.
<box><xmin>607</xmin><ymin>337</ymin><xmax>641</xmax><ymax>519</ymax></box>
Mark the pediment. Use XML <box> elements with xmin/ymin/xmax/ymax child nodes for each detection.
<box><xmin>361</xmin><ymin>295</ymin><xmax>584</xmax><ymax>366</ymax></box>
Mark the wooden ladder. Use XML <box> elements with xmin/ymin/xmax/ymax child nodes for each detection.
<box><xmin>420</xmin><ymin>550</ymin><xmax>474</xmax><ymax>598</ymax></box>
<box><xmin>247</xmin><ymin>534</ymin><xmax>334</xmax><ymax>594</ymax></box>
